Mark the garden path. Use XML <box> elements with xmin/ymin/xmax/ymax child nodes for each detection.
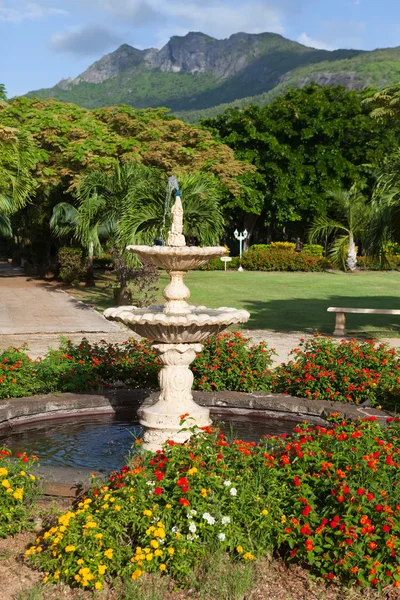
<box><xmin>0</xmin><ymin>263</ymin><xmax>119</xmax><ymax>336</ymax></box>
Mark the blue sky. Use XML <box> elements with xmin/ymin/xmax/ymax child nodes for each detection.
<box><xmin>1</xmin><ymin>0</ymin><xmax>400</xmax><ymax>97</ymax></box>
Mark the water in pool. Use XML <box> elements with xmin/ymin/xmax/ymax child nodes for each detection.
<box><xmin>0</xmin><ymin>412</ymin><xmax>297</xmax><ymax>472</ymax></box>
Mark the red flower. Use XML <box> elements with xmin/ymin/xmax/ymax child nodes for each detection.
<box><xmin>154</xmin><ymin>487</ymin><xmax>163</xmax><ymax>495</ymax></box>
<box><xmin>337</xmin><ymin>495</ymin><xmax>345</xmax><ymax>503</ymax></box>
<box><xmin>367</xmin><ymin>492</ymin><xmax>374</xmax><ymax>501</ymax></box>
<box><xmin>302</xmin><ymin>505</ymin><xmax>312</xmax><ymax>516</ymax></box>
<box><xmin>375</xmin><ymin>504</ymin><xmax>383</xmax><ymax>512</ymax></box>
<box><xmin>357</xmin><ymin>488</ymin><xmax>365</xmax><ymax>496</ymax></box>
<box><xmin>368</xmin><ymin>541</ymin><xmax>377</xmax><ymax>550</ymax></box>
<box><xmin>177</xmin><ymin>477</ymin><xmax>189</xmax><ymax>487</ymax></box>
<box><xmin>305</xmin><ymin>539</ymin><xmax>313</xmax><ymax>552</ymax></box>
<box><xmin>179</xmin><ymin>498</ymin><xmax>190</xmax><ymax>507</ymax></box>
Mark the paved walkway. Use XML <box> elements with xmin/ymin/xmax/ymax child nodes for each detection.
<box><xmin>0</xmin><ymin>264</ymin><xmax>119</xmax><ymax>335</ymax></box>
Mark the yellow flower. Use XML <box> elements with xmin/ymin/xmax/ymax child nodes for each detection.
<box><xmin>143</xmin><ymin>509</ymin><xmax>152</xmax><ymax>517</ymax></box>
<box><xmin>159</xmin><ymin>564</ymin><xmax>167</xmax><ymax>571</ymax></box>
<box><xmin>6</xmin><ymin>488</ymin><xmax>13</xmax><ymax>494</ymax></box>
<box><xmin>13</xmin><ymin>489</ymin><xmax>23</xmax><ymax>501</ymax></box>
<box><xmin>150</xmin><ymin>540</ymin><xmax>159</xmax><ymax>549</ymax></box>
<box><xmin>243</xmin><ymin>552</ymin><xmax>255</xmax><ymax>561</ymax></box>
<box><xmin>166</xmin><ymin>503</ymin><xmax>172</xmax><ymax>509</ymax></box>
<box><xmin>0</xmin><ymin>468</ymin><xmax>8</xmax><ymax>477</ymax></box>
<box><xmin>154</xmin><ymin>549</ymin><xmax>163</xmax><ymax>557</ymax></box>
<box><xmin>236</xmin><ymin>546</ymin><xmax>243</xmax><ymax>553</ymax></box>
<box><xmin>95</xmin><ymin>581</ymin><xmax>103</xmax><ymax>590</ymax></box>
<box><xmin>1</xmin><ymin>479</ymin><xmax>10</xmax><ymax>489</ymax></box>
<box><xmin>95</xmin><ymin>533</ymin><xmax>103</xmax><ymax>539</ymax></box>
<box><xmin>131</xmin><ymin>569</ymin><xmax>143</xmax><ymax>581</ymax></box>
<box><xmin>188</xmin><ymin>467</ymin><xmax>198</xmax><ymax>476</ymax></box>
<box><xmin>29</xmin><ymin>474</ymin><xmax>35</xmax><ymax>481</ymax></box>
<box><xmin>98</xmin><ymin>565</ymin><xmax>107</xmax><ymax>575</ymax></box>
<box><xmin>77</xmin><ymin>559</ymin><xmax>84</xmax><ymax>565</ymax></box>
<box><xmin>154</xmin><ymin>528</ymin><xmax>165</xmax><ymax>539</ymax></box>
<box><xmin>281</xmin><ymin>515</ymin><xmax>287</xmax><ymax>524</ymax></box>
<box><xmin>65</xmin><ymin>545</ymin><xmax>76</xmax><ymax>553</ymax></box>
<box><xmin>262</xmin><ymin>509</ymin><xmax>269</xmax><ymax>516</ymax></box>
<box><xmin>104</xmin><ymin>548</ymin><xmax>113</xmax><ymax>559</ymax></box>
<box><xmin>114</xmin><ymin>504</ymin><xmax>121</xmax><ymax>511</ymax></box>
<box><xmin>167</xmin><ymin>548</ymin><xmax>175</xmax><ymax>555</ymax></box>
<box><xmin>42</xmin><ymin>576</ymin><xmax>49</xmax><ymax>583</ymax></box>
<box><xmin>20</xmin><ymin>470</ymin><xmax>26</xmax><ymax>477</ymax></box>
<box><xmin>201</xmin><ymin>488</ymin><xmax>207</xmax><ymax>498</ymax></box>
<box><xmin>146</xmin><ymin>553</ymin><xmax>154</xmax><ymax>562</ymax></box>
<box><xmin>84</xmin><ymin>521</ymin><xmax>97</xmax><ymax>529</ymax></box>
<box><xmin>103</xmin><ymin>503</ymin><xmax>109</xmax><ymax>509</ymax></box>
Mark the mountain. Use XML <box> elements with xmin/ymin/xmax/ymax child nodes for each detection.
<box><xmin>26</xmin><ymin>32</ymin><xmax>400</xmax><ymax>120</ymax></box>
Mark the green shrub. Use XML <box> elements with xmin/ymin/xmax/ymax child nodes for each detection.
<box><xmin>273</xmin><ymin>336</ymin><xmax>400</xmax><ymax>410</ymax></box>
<box><xmin>247</xmin><ymin>244</ymin><xmax>270</xmax><ymax>252</ymax></box>
<box><xmin>241</xmin><ymin>247</ymin><xmax>329</xmax><ymax>271</ymax></box>
<box><xmin>58</xmin><ymin>247</ymin><xmax>83</xmax><ymax>284</ymax></box>
<box><xmin>302</xmin><ymin>244</ymin><xmax>324</xmax><ymax>257</ymax></box>
<box><xmin>93</xmin><ymin>254</ymin><xmax>114</xmax><ymax>269</ymax></box>
<box><xmin>0</xmin><ymin>446</ymin><xmax>39</xmax><ymax>537</ymax></box>
<box><xmin>270</xmin><ymin>241</ymin><xmax>296</xmax><ymax>251</ymax></box>
<box><xmin>27</xmin><ymin>416</ymin><xmax>400</xmax><ymax>591</ymax></box>
<box><xmin>357</xmin><ymin>255</ymin><xmax>400</xmax><ymax>270</ymax></box>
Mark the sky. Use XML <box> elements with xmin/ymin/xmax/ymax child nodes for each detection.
<box><xmin>1</xmin><ymin>0</ymin><xmax>400</xmax><ymax>97</ymax></box>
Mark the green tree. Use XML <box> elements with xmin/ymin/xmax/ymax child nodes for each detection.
<box><xmin>363</xmin><ymin>85</ymin><xmax>400</xmax><ymax>121</ymax></box>
<box><xmin>203</xmin><ymin>85</ymin><xmax>400</xmax><ymax>244</ymax></box>
<box><xmin>0</xmin><ymin>125</ymin><xmax>37</xmax><ymax>237</ymax></box>
<box><xmin>308</xmin><ymin>185</ymin><xmax>369</xmax><ymax>271</ymax></box>
<box><xmin>0</xmin><ymin>84</ymin><xmax>7</xmax><ymax>102</ymax></box>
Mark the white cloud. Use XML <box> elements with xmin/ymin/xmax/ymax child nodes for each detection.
<box><xmin>49</xmin><ymin>24</ymin><xmax>123</xmax><ymax>55</ymax></box>
<box><xmin>297</xmin><ymin>32</ymin><xmax>336</xmax><ymax>50</ymax></box>
<box><xmin>0</xmin><ymin>1</ymin><xmax>67</xmax><ymax>22</ymax></box>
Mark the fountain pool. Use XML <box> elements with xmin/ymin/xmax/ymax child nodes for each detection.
<box><xmin>0</xmin><ymin>410</ymin><xmax>302</xmax><ymax>472</ymax></box>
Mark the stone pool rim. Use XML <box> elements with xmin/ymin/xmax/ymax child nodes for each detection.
<box><xmin>0</xmin><ymin>390</ymin><xmax>388</xmax><ymax>498</ymax></box>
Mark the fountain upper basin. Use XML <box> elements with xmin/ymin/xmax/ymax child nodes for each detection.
<box><xmin>104</xmin><ymin>305</ymin><xmax>250</xmax><ymax>343</ymax></box>
<box><xmin>127</xmin><ymin>245</ymin><xmax>227</xmax><ymax>271</ymax></box>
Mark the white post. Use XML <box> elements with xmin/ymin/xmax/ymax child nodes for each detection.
<box><xmin>234</xmin><ymin>229</ymin><xmax>248</xmax><ymax>272</ymax></box>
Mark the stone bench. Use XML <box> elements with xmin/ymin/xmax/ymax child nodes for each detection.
<box><xmin>327</xmin><ymin>307</ymin><xmax>400</xmax><ymax>336</ymax></box>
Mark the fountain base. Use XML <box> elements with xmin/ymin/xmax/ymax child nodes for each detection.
<box><xmin>139</xmin><ymin>342</ymin><xmax>211</xmax><ymax>451</ymax></box>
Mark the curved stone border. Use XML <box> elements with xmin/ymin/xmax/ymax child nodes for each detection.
<box><xmin>0</xmin><ymin>389</ymin><xmax>389</xmax><ymax>432</ymax></box>
<box><xmin>0</xmin><ymin>390</ymin><xmax>389</xmax><ymax>497</ymax></box>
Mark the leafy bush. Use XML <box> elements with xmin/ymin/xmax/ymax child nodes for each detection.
<box><xmin>248</xmin><ymin>244</ymin><xmax>270</xmax><ymax>252</ymax></box>
<box><xmin>27</xmin><ymin>416</ymin><xmax>400</xmax><ymax>591</ymax></box>
<box><xmin>0</xmin><ymin>334</ymin><xmax>274</xmax><ymax>399</ymax></box>
<box><xmin>274</xmin><ymin>336</ymin><xmax>400</xmax><ymax>410</ymax></box>
<box><xmin>357</xmin><ymin>255</ymin><xmax>400</xmax><ymax>270</ymax></box>
<box><xmin>192</xmin><ymin>332</ymin><xmax>274</xmax><ymax>392</ymax></box>
<box><xmin>0</xmin><ymin>446</ymin><xmax>39</xmax><ymax>537</ymax></box>
<box><xmin>302</xmin><ymin>244</ymin><xmax>324</xmax><ymax>257</ymax></box>
<box><xmin>57</xmin><ymin>247</ymin><xmax>83</xmax><ymax>284</ymax></box>
<box><xmin>270</xmin><ymin>241</ymin><xmax>296</xmax><ymax>251</ymax></box>
<box><xmin>241</xmin><ymin>247</ymin><xmax>329</xmax><ymax>271</ymax></box>
<box><xmin>93</xmin><ymin>254</ymin><xmax>114</xmax><ymax>269</ymax></box>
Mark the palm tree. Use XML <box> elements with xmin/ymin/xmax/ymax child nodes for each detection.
<box><xmin>363</xmin><ymin>85</ymin><xmax>400</xmax><ymax>121</ymax></box>
<box><xmin>308</xmin><ymin>185</ymin><xmax>369</xmax><ymax>271</ymax></box>
<box><xmin>117</xmin><ymin>170</ymin><xmax>225</xmax><ymax>249</ymax></box>
<box><xmin>0</xmin><ymin>125</ymin><xmax>37</xmax><ymax>237</ymax></box>
<box><xmin>367</xmin><ymin>163</ymin><xmax>400</xmax><ymax>260</ymax></box>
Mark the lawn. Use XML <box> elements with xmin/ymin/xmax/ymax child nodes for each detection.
<box><xmin>67</xmin><ymin>270</ymin><xmax>400</xmax><ymax>336</ymax></box>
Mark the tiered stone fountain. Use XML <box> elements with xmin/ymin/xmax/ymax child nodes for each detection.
<box><xmin>104</xmin><ymin>190</ymin><xmax>250</xmax><ymax>451</ymax></box>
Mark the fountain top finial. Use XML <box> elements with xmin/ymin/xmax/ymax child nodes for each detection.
<box><xmin>167</xmin><ymin>191</ymin><xmax>186</xmax><ymax>247</ymax></box>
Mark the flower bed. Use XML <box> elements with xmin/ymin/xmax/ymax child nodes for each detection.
<box><xmin>0</xmin><ymin>446</ymin><xmax>38</xmax><ymax>537</ymax></box>
<box><xmin>1</xmin><ymin>334</ymin><xmax>400</xmax><ymax>411</ymax></box>
<box><xmin>273</xmin><ymin>336</ymin><xmax>400</xmax><ymax>411</ymax></box>
<box><xmin>240</xmin><ymin>247</ymin><xmax>329</xmax><ymax>272</ymax></box>
<box><xmin>26</xmin><ymin>415</ymin><xmax>400</xmax><ymax>591</ymax></box>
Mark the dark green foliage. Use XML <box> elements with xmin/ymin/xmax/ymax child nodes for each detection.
<box><xmin>57</xmin><ymin>247</ymin><xmax>83</xmax><ymax>284</ymax></box>
<box><xmin>240</xmin><ymin>247</ymin><xmax>329</xmax><ymax>271</ymax></box>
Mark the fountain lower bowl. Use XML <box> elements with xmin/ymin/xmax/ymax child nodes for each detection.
<box><xmin>104</xmin><ymin>305</ymin><xmax>250</xmax><ymax>343</ymax></box>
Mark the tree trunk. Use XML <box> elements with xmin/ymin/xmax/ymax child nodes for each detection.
<box><xmin>345</xmin><ymin>232</ymin><xmax>357</xmax><ymax>272</ymax></box>
<box><xmin>85</xmin><ymin>241</ymin><xmax>95</xmax><ymax>287</ymax></box>
<box><xmin>242</xmin><ymin>214</ymin><xmax>259</xmax><ymax>252</ymax></box>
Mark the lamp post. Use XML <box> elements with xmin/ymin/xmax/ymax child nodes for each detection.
<box><xmin>234</xmin><ymin>229</ymin><xmax>248</xmax><ymax>272</ymax></box>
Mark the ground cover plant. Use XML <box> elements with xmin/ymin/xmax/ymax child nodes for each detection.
<box><xmin>0</xmin><ymin>445</ymin><xmax>38</xmax><ymax>537</ymax></box>
<box><xmin>1</xmin><ymin>334</ymin><xmax>400</xmax><ymax>410</ymax></box>
<box><xmin>25</xmin><ymin>416</ymin><xmax>400</xmax><ymax>593</ymax></box>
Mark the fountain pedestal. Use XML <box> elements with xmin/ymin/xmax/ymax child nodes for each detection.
<box><xmin>104</xmin><ymin>191</ymin><xmax>250</xmax><ymax>451</ymax></box>
<box><xmin>138</xmin><ymin>342</ymin><xmax>210</xmax><ymax>451</ymax></box>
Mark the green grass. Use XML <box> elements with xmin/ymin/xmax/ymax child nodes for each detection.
<box><xmin>69</xmin><ymin>270</ymin><xmax>400</xmax><ymax>337</ymax></box>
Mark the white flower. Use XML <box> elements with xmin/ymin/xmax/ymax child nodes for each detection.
<box><xmin>146</xmin><ymin>481</ymin><xmax>155</xmax><ymax>486</ymax></box>
<box><xmin>189</xmin><ymin>509</ymin><xmax>197</xmax><ymax>516</ymax></box>
<box><xmin>221</xmin><ymin>516</ymin><xmax>231</xmax><ymax>525</ymax></box>
<box><xmin>202</xmin><ymin>512</ymin><xmax>215</xmax><ymax>525</ymax></box>
<box><xmin>158</xmin><ymin>538</ymin><xmax>165</xmax><ymax>545</ymax></box>
<box><xmin>218</xmin><ymin>533</ymin><xmax>226</xmax><ymax>541</ymax></box>
<box><xmin>230</xmin><ymin>488</ymin><xmax>237</xmax><ymax>496</ymax></box>
<box><xmin>188</xmin><ymin>523</ymin><xmax>197</xmax><ymax>533</ymax></box>
<box><xmin>171</xmin><ymin>526</ymin><xmax>178</xmax><ymax>533</ymax></box>
<box><xmin>224</xmin><ymin>480</ymin><xmax>232</xmax><ymax>487</ymax></box>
